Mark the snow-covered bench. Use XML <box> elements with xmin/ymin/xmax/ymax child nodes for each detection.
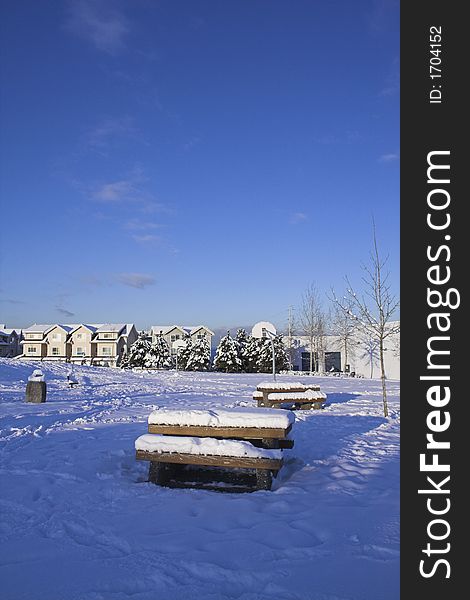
<box><xmin>136</xmin><ymin>407</ymin><xmax>295</xmax><ymax>491</ymax></box>
<box><xmin>267</xmin><ymin>389</ymin><xmax>327</xmax><ymax>410</ymax></box>
<box><xmin>256</xmin><ymin>382</ymin><xmax>322</xmax><ymax>409</ymax></box>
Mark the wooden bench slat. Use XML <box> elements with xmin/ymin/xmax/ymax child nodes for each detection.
<box><xmin>147</xmin><ymin>423</ymin><xmax>292</xmax><ymax>439</ymax></box>
<box><xmin>136</xmin><ymin>449</ymin><xmax>283</xmax><ymax>471</ymax></box>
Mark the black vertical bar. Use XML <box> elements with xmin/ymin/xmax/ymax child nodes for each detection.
<box><xmin>401</xmin><ymin>2</ymin><xmax>465</xmax><ymax>597</ymax></box>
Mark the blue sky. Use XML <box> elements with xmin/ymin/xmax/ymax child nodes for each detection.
<box><xmin>0</xmin><ymin>0</ymin><xmax>399</xmax><ymax>332</ymax></box>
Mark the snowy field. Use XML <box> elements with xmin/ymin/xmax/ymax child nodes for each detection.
<box><xmin>0</xmin><ymin>359</ymin><xmax>400</xmax><ymax>600</ymax></box>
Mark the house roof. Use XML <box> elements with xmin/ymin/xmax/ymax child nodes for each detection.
<box><xmin>0</xmin><ymin>328</ymin><xmax>20</xmax><ymax>336</ymax></box>
<box><xmin>69</xmin><ymin>324</ymin><xmax>99</xmax><ymax>335</ymax></box>
<box><xmin>48</xmin><ymin>324</ymin><xmax>74</xmax><ymax>334</ymax></box>
<box><xmin>95</xmin><ymin>324</ymin><xmax>126</xmax><ymax>333</ymax></box>
<box><xmin>151</xmin><ymin>325</ymin><xmax>214</xmax><ymax>336</ymax></box>
<box><xmin>23</xmin><ymin>324</ymin><xmax>55</xmax><ymax>334</ymax></box>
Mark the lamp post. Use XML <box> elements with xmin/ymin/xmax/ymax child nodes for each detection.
<box><xmin>265</xmin><ymin>330</ymin><xmax>276</xmax><ymax>382</ymax></box>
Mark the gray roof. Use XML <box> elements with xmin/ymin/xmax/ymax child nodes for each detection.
<box><xmin>95</xmin><ymin>324</ymin><xmax>126</xmax><ymax>333</ymax></box>
<box><xmin>23</xmin><ymin>324</ymin><xmax>55</xmax><ymax>334</ymax></box>
<box><xmin>151</xmin><ymin>325</ymin><xmax>214</xmax><ymax>336</ymax></box>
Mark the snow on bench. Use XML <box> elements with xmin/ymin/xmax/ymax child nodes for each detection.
<box><xmin>264</xmin><ymin>389</ymin><xmax>327</xmax><ymax>410</ymax></box>
<box><xmin>148</xmin><ymin>407</ymin><xmax>294</xmax><ymax>430</ymax></box>
<box><xmin>268</xmin><ymin>390</ymin><xmax>327</xmax><ymax>402</ymax></box>
<box><xmin>147</xmin><ymin>407</ymin><xmax>294</xmax><ymax>446</ymax></box>
<box><xmin>256</xmin><ymin>382</ymin><xmax>323</xmax><ymax>409</ymax></box>
<box><xmin>135</xmin><ymin>433</ymin><xmax>284</xmax><ymax>487</ymax></box>
<box><xmin>136</xmin><ymin>434</ymin><xmax>282</xmax><ymax>461</ymax></box>
<box><xmin>257</xmin><ymin>382</ymin><xmax>313</xmax><ymax>392</ymax></box>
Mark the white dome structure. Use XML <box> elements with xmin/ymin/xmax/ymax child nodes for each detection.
<box><xmin>251</xmin><ymin>321</ymin><xmax>277</xmax><ymax>339</ymax></box>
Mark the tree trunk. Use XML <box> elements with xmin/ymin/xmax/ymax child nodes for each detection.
<box><xmin>379</xmin><ymin>338</ymin><xmax>388</xmax><ymax>417</ymax></box>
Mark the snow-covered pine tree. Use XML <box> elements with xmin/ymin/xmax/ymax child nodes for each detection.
<box><xmin>273</xmin><ymin>334</ymin><xmax>289</xmax><ymax>372</ymax></box>
<box><xmin>185</xmin><ymin>338</ymin><xmax>211</xmax><ymax>371</ymax></box>
<box><xmin>120</xmin><ymin>332</ymin><xmax>151</xmax><ymax>369</ymax></box>
<box><xmin>213</xmin><ymin>331</ymin><xmax>242</xmax><ymax>373</ymax></box>
<box><xmin>176</xmin><ymin>334</ymin><xmax>193</xmax><ymax>370</ymax></box>
<box><xmin>145</xmin><ymin>333</ymin><xmax>172</xmax><ymax>369</ymax></box>
<box><xmin>235</xmin><ymin>328</ymin><xmax>251</xmax><ymax>372</ymax></box>
<box><xmin>245</xmin><ymin>335</ymin><xmax>263</xmax><ymax>372</ymax></box>
<box><xmin>256</xmin><ymin>335</ymin><xmax>289</xmax><ymax>373</ymax></box>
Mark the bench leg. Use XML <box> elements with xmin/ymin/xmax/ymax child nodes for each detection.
<box><xmin>255</xmin><ymin>469</ymin><xmax>273</xmax><ymax>491</ymax></box>
<box><xmin>260</xmin><ymin>438</ymin><xmax>278</xmax><ymax>450</ymax></box>
<box><xmin>148</xmin><ymin>462</ymin><xmax>171</xmax><ymax>485</ymax></box>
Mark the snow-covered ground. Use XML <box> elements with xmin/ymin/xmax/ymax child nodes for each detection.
<box><xmin>0</xmin><ymin>359</ymin><xmax>399</xmax><ymax>600</ymax></box>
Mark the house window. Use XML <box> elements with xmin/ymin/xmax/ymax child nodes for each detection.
<box><xmin>76</xmin><ymin>333</ymin><xmax>83</xmax><ymax>340</ymax></box>
<box><xmin>197</xmin><ymin>334</ymin><xmax>205</xmax><ymax>340</ymax></box>
<box><xmin>76</xmin><ymin>347</ymin><xmax>85</xmax><ymax>356</ymax></box>
<box><xmin>171</xmin><ymin>334</ymin><xmax>180</xmax><ymax>342</ymax></box>
<box><xmin>101</xmin><ymin>347</ymin><xmax>112</xmax><ymax>356</ymax></box>
<box><xmin>52</xmin><ymin>333</ymin><xmax>61</xmax><ymax>341</ymax></box>
<box><xmin>27</xmin><ymin>346</ymin><xmax>37</xmax><ymax>354</ymax></box>
<box><xmin>102</xmin><ymin>333</ymin><xmax>113</xmax><ymax>339</ymax></box>
<box><xmin>52</xmin><ymin>347</ymin><xmax>60</xmax><ymax>356</ymax></box>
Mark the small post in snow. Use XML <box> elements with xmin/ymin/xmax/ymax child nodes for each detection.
<box><xmin>25</xmin><ymin>369</ymin><xmax>47</xmax><ymax>403</ymax></box>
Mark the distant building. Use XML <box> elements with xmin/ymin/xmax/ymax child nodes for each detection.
<box><xmin>0</xmin><ymin>325</ymin><xmax>22</xmax><ymax>358</ymax></box>
<box><xmin>151</xmin><ymin>325</ymin><xmax>215</xmax><ymax>358</ymax></box>
<box><xmin>19</xmin><ymin>323</ymin><xmax>138</xmax><ymax>367</ymax></box>
<box><xmin>275</xmin><ymin>321</ymin><xmax>400</xmax><ymax>380</ymax></box>
<box><xmin>92</xmin><ymin>324</ymin><xmax>138</xmax><ymax>367</ymax></box>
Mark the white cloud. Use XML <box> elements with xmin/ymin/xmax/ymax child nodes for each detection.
<box><xmin>378</xmin><ymin>153</ymin><xmax>399</xmax><ymax>163</ymax></box>
<box><xmin>117</xmin><ymin>273</ymin><xmax>156</xmax><ymax>289</ymax></box>
<box><xmin>92</xmin><ymin>179</ymin><xmax>135</xmax><ymax>202</ymax></box>
<box><xmin>132</xmin><ymin>234</ymin><xmax>161</xmax><ymax>244</ymax></box>
<box><xmin>64</xmin><ymin>0</ymin><xmax>130</xmax><ymax>55</ymax></box>
<box><xmin>290</xmin><ymin>212</ymin><xmax>308</xmax><ymax>224</ymax></box>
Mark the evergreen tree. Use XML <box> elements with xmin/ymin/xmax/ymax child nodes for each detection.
<box><xmin>176</xmin><ymin>334</ymin><xmax>193</xmax><ymax>370</ymax></box>
<box><xmin>235</xmin><ymin>328</ymin><xmax>251</xmax><ymax>372</ymax></box>
<box><xmin>256</xmin><ymin>335</ymin><xmax>289</xmax><ymax>373</ymax></box>
<box><xmin>245</xmin><ymin>335</ymin><xmax>263</xmax><ymax>373</ymax></box>
<box><xmin>185</xmin><ymin>338</ymin><xmax>211</xmax><ymax>371</ymax></box>
<box><xmin>213</xmin><ymin>331</ymin><xmax>242</xmax><ymax>373</ymax></box>
<box><xmin>146</xmin><ymin>333</ymin><xmax>172</xmax><ymax>369</ymax></box>
<box><xmin>120</xmin><ymin>332</ymin><xmax>151</xmax><ymax>369</ymax></box>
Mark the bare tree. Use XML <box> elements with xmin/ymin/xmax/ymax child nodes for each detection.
<box><xmin>330</xmin><ymin>295</ymin><xmax>358</xmax><ymax>373</ymax></box>
<box><xmin>333</xmin><ymin>223</ymin><xmax>399</xmax><ymax>417</ymax></box>
<box><xmin>358</xmin><ymin>332</ymin><xmax>380</xmax><ymax>379</ymax></box>
<box><xmin>285</xmin><ymin>306</ymin><xmax>299</xmax><ymax>371</ymax></box>
<box><xmin>299</xmin><ymin>284</ymin><xmax>328</xmax><ymax>373</ymax></box>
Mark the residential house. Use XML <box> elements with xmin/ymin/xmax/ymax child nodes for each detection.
<box><xmin>92</xmin><ymin>324</ymin><xmax>138</xmax><ymax>367</ymax></box>
<box><xmin>19</xmin><ymin>323</ymin><xmax>138</xmax><ymax>367</ymax></box>
<box><xmin>0</xmin><ymin>325</ymin><xmax>22</xmax><ymax>358</ymax></box>
<box><xmin>20</xmin><ymin>324</ymin><xmax>54</xmax><ymax>360</ymax></box>
<box><xmin>44</xmin><ymin>324</ymin><xmax>74</xmax><ymax>361</ymax></box>
<box><xmin>151</xmin><ymin>325</ymin><xmax>215</xmax><ymax>357</ymax></box>
<box><xmin>69</xmin><ymin>324</ymin><xmax>98</xmax><ymax>364</ymax></box>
